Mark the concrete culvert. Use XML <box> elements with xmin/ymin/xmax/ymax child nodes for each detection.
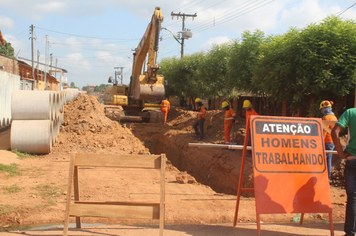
<box><xmin>11</xmin><ymin>120</ymin><xmax>52</xmax><ymax>154</ymax></box>
<box><xmin>12</xmin><ymin>90</ymin><xmax>53</xmax><ymax>120</ymax></box>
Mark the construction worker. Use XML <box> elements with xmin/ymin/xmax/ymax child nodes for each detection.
<box><xmin>160</xmin><ymin>98</ymin><xmax>170</xmax><ymax>124</ymax></box>
<box><xmin>222</xmin><ymin>101</ymin><xmax>236</xmax><ymax>145</ymax></box>
<box><xmin>331</xmin><ymin>108</ymin><xmax>356</xmax><ymax>236</ymax></box>
<box><xmin>193</xmin><ymin>98</ymin><xmax>206</xmax><ymax>141</ymax></box>
<box><xmin>320</xmin><ymin>100</ymin><xmax>337</xmax><ymax>181</ymax></box>
<box><xmin>243</xmin><ymin>100</ymin><xmax>258</xmax><ymax>156</ymax></box>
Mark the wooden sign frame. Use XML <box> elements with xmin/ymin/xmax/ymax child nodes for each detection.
<box><xmin>233</xmin><ymin>116</ymin><xmax>334</xmax><ymax>236</ymax></box>
<box><xmin>63</xmin><ymin>153</ymin><xmax>166</xmax><ymax>236</ymax></box>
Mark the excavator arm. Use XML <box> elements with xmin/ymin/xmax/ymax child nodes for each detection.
<box><xmin>129</xmin><ymin>7</ymin><xmax>165</xmax><ymax>101</ymax></box>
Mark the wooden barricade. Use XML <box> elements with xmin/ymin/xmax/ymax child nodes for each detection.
<box><xmin>63</xmin><ymin>153</ymin><xmax>166</xmax><ymax>236</ymax></box>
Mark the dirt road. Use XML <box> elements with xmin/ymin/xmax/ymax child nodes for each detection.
<box><xmin>0</xmin><ymin>94</ymin><xmax>348</xmax><ymax>236</ymax></box>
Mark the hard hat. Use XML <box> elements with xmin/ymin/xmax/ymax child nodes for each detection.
<box><xmin>195</xmin><ymin>98</ymin><xmax>201</xmax><ymax>103</ymax></box>
<box><xmin>243</xmin><ymin>100</ymin><xmax>251</xmax><ymax>109</ymax></box>
<box><xmin>222</xmin><ymin>101</ymin><xmax>229</xmax><ymax>108</ymax></box>
<box><xmin>319</xmin><ymin>100</ymin><xmax>333</xmax><ymax>110</ymax></box>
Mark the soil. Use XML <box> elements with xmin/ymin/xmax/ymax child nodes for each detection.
<box><xmin>0</xmin><ymin>94</ymin><xmax>349</xmax><ymax>235</ymax></box>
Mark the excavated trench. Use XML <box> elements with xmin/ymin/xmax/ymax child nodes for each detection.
<box><xmin>129</xmin><ymin>123</ymin><xmax>255</xmax><ymax>196</ymax></box>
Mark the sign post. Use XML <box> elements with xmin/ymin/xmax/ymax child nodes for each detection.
<box><xmin>234</xmin><ymin>116</ymin><xmax>334</xmax><ymax>236</ymax></box>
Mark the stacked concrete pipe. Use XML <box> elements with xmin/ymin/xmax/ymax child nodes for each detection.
<box><xmin>10</xmin><ymin>89</ymin><xmax>78</xmax><ymax>154</ymax></box>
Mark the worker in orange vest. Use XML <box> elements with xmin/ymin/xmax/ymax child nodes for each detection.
<box><xmin>193</xmin><ymin>98</ymin><xmax>206</xmax><ymax>141</ymax></box>
<box><xmin>320</xmin><ymin>100</ymin><xmax>337</xmax><ymax>181</ymax></box>
<box><xmin>160</xmin><ymin>98</ymin><xmax>170</xmax><ymax>124</ymax></box>
<box><xmin>222</xmin><ymin>101</ymin><xmax>236</xmax><ymax>145</ymax></box>
<box><xmin>243</xmin><ymin>100</ymin><xmax>258</xmax><ymax>156</ymax></box>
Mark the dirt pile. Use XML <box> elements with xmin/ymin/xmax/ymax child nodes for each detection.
<box><xmin>52</xmin><ymin>95</ymin><xmax>149</xmax><ymax>155</ymax></box>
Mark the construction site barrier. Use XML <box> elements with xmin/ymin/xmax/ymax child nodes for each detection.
<box><xmin>63</xmin><ymin>153</ymin><xmax>166</xmax><ymax>236</ymax></box>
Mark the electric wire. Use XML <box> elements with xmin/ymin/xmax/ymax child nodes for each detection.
<box><xmin>336</xmin><ymin>1</ymin><xmax>356</xmax><ymax>17</ymax></box>
<box><xmin>36</xmin><ymin>26</ymin><xmax>139</xmax><ymax>41</ymax></box>
<box><xmin>193</xmin><ymin>0</ymin><xmax>274</xmax><ymax>33</ymax></box>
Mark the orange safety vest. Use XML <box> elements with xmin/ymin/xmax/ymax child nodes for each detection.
<box><xmin>160</xmin><ymin>100</ymin><xmax>170</xmax><ymax>112</ymax></box>
<box><xmin>224</xmin><ymin>108</ymin><xmax>236</xmax><ymax>126</ymax></box>
<box><xmin>246</xmin><ymin>108</ymin><xmax>258</xmax><ymax>127</ymax></box>
<box><xmin>322</xmin><ymin>114</ymin><xmax>337</xmax><ymax>143</ymax></box>
<box><xmin>198</xmin><ymin>106</ymin><xmax>206</xmax><ymax>120</ymax></box>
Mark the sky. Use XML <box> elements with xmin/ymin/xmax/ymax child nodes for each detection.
<box><xmin>0</xmin><ymin>0</ymin><xmax>356</xmax><ymax>89</ymax></box>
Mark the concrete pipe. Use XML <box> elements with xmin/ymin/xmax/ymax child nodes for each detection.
<box><xmin>11</xmin><ymin>120</ymin><xmax>52</xmax><ymax>154</ymax></box>
<box><xmin>59</xmin><ymin>111</ymin><xmax>64</xmax><ymax>125</ymax></box>
<box><xmin>52</xmin><ymin>92</ymin><xmax>60</xmax><ymax>120</ymax></box>
<box><xmin>51</xmin><ymin>118</ymin><xmax>59</xmax><ymax>146</ymax></box>
<box><xmin>42</xmin><ymin>91</ymin><xmax>59</xmax><ymax>121</ymax></box>
<box><xmin>52</xmin><ymin>116</ymin><xmax>60</xmax><ymax>145</ymax></box>
<box><xmin>64</xmin><ymin>88</ymin><xmax>79</xmax><ymax>103</ymax></box>
<box><xmin>59</xmin><ymin>92</ymin><xmax>65</xmax><ymax>113</ymax></box>
<box><xmin>12</xmin><ymin>91</ymin><xmax>53</xmax><ymax>120</ymax></box>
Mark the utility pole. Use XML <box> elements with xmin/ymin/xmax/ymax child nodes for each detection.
<box><xmin>30</xmin><ymin>24</ymin><xmax>36</xmax><ymax>89</ymax></box>
<box><xmin>114</xmin><ymin>67</ymin><xmax>124</xmax><ymax>85</ymax></box>
<box><xmin>171</xmin><ymin>12</ymin><xmax>197</xmax><ymax>58</ymax></box>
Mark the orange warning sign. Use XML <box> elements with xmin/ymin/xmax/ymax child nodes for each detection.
<box><xmin>251</xmin><ymin>116</ymin><xmax>332</xmax><ymax>214</ymax></box>
<box><xmin>252</xmin><ymin>117</ymin><xmax>326</xmax><ymax>174</ymax></box>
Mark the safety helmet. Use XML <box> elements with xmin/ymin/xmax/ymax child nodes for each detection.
<box><xmin>319</xmin><ymin>100</ymin><xmax>333</xmax><ymax>110</ymax></box>
<box><xmin>222</xmin><ymin>101</ymin><xmax>229</xmax><ymax>108</ymax></box>
<box><xmin>195</xmin><ymin>98</ymin><xmax>201</xmax><ymax>103</ymax></box>
<box><xmin>243</xmin><ymin>100</ymin><xmax>251</xmax><ymax>109</ymax></box>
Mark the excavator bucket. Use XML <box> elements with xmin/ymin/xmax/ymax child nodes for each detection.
<box><xmin>138</xmin><ymin>84</ymin><xmax>165</xmax><ymax>100</ymax></box>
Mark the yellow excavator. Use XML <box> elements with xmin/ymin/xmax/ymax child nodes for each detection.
<box><xmin>104</xmin><ymin>7</ymin><xmax>165</xmax><ymax>122</ymax></box>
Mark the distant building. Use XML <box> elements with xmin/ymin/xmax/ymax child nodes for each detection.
<box><xmin>88</xmin><ymin>85</ymin><xmax>95</xmax><ymax>93</ymax></box>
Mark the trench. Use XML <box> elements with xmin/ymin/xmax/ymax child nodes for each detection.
<box><xmin>129</xmin><ymin>124</ymin><xmax>255</xmax><ymax>196</ymax></box>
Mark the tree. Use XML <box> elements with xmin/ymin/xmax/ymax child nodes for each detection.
<box><xmin>200</xmin><ymin>43</ymin><xmax>233</xmax><ymax>100</ymax></box>
<box><xmin>160</xmin><ymin>52</ymin><xmax>206</xmax><ymax>102</ymax></box>
<box><xmin>94</xmin><ymin>84</ymin><xmax>110</xmax><ymax>94</ymax></box>
<box><xmin>297</xmin><ymin>16</ymin><xmax>356</xmax><ymax>101</ymax></box>
<box><xmin>229</xmin><ymin>30</ymin><xmax>265</xmax><ymax>94</ymax></box>
<box><xmin>0</xmin><ymin>40</ymin><xmax>15</xmax><ymax>58</ymax></box>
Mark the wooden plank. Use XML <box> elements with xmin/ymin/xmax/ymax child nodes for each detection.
<box><xmin>73</xmin><ymin>166</ymin><xmax>81</xmax><ymax>228</ymax></box>
<box><xmin>69</xmin><ymin>203</ymin><xmax>160</xmax><ymax>219</ymax></box>
<box><xmin>74</xmin><ymin>201</ymin><xmax>160</xmax><ymax>207</ymax></box>
<box><xmin>63</xmin><ymin>153</ymin><xmax>75</xmax><ymax>236</ymax></box>
<box><xmin>74</xmin><ymin>154</ymin><xmax>161</xmax><ymax>169</ymax></box>
<box><xmin>159</xmin><ymin>154</ymin><xmax>166</xmax><ymax>236</ymax></box>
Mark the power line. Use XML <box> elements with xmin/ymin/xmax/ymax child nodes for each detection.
<box><xmin>193</xmin><ymin>0</ymin><xmax>275</xmax><ymax>33</ymax></box>
<box><xmin>36</xmin><ymin>26</ymin><xmax>138</xmax><ymax>41</ymax></box>
<box><xmin>336</xmin><ymin>1</ymin><xmax>356</xmax><ymax>17</ymax></box>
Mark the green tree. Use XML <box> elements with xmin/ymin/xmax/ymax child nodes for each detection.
<box><xmin>229</xmin><ymin>30</ymin><xmax>265</xmax><ymax>94</ymax></box>
<box><xmin>94</xmin><ymin>84</ymin><xmax>110</xmax><ymax>94</ymax></box>
<box><xmin>297</xmin><ymin>16</ymin><xmax>356</xmax><ymax>101</ymax></box>
<box><xmin>160</xmin><ymin>52</ymin><xmax>206</xmax><ymax>103</ymax></box>
<box><xmin>201</xmin><ymin>43</ymin><xmax>233</xmax><ymax>100</ymax></box>
<box><xmin>70</xmin><ymin>82</ymin><xmax>78</xmax><ymax>89</ymax></box>
<box><xmin>0</xmin><ymin>40</ymin><xmax>15</xmax><ymax>58</ymax></box>
<box><xmin>253</xmin><ymin>29</ymin><xmax>304</xmax><ymax>114</ymax></box>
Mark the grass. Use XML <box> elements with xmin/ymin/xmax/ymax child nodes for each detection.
<box><xmin>0</xmin><ymin>163</ymin><xmax>21</xmax><ymax>176</ymax></box>
<box><xmin>0</xmin><ymin>205</ymin><xmax>14</xmax><ymax>215</ymax></box>
<box><xmin>11</xmin><ymin>149</ymin><xmax>38</xmax><ymax>160</ymax></box>
<box><xmin>33</xmin><ymin>184</ymin><xmax>62</xmax><ymax>206</ymax></box>
<box><xmin>2</xmin><ymin>184</ymin><xmax>21</xmax><ymax>194</ymax></box>
<box><xmin>33</xmin><ymin>184</ymin><xmax>61</xmax><ymax>198</ymax></box>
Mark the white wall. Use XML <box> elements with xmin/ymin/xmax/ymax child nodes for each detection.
<box><xmin>0</xmin><ymin>71</ymin><xmax>20</xmax><ymax>127</ymax></box>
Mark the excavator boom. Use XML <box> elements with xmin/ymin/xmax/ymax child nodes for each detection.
<box><xmin>130</xmin><ymin>6</ymin><xmax>165</xmax><ymax>101</ymax></box>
